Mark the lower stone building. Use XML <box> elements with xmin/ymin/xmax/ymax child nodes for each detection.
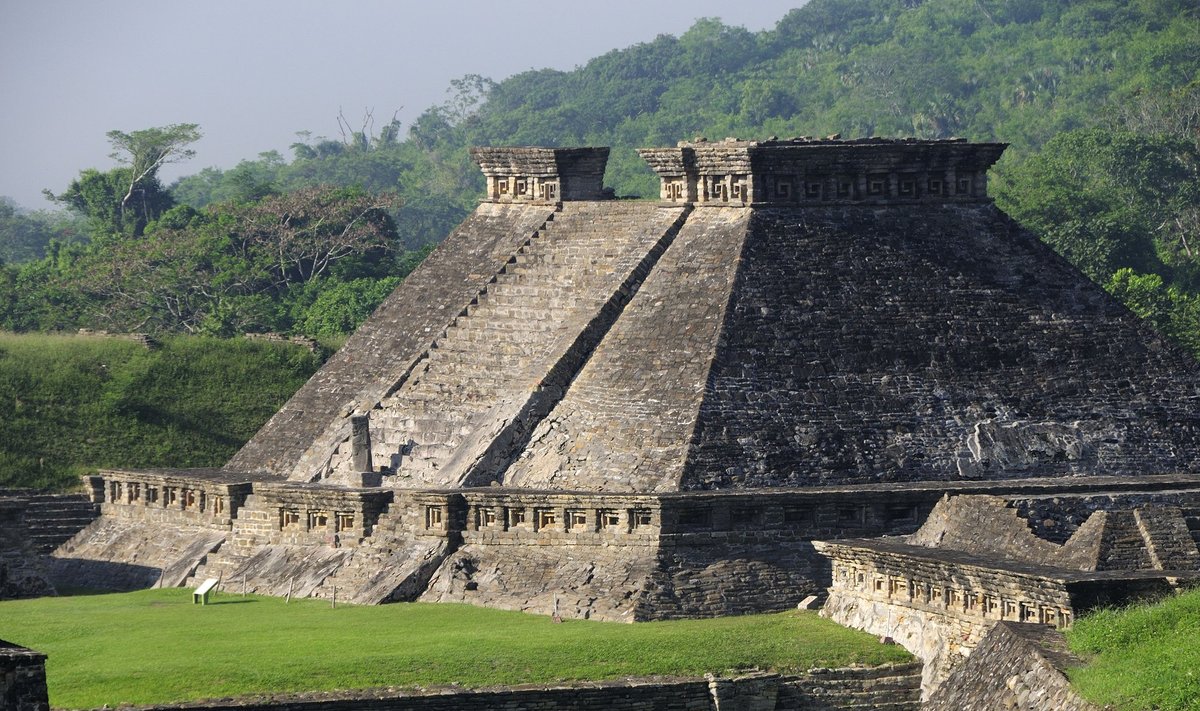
<box><xmin>819</xmin><ymin>493</ymin><xmax>1200</xmax><ymax>694</ymax></box>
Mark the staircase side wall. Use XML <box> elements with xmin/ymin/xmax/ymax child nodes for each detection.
<box><xmin>226</xmin><ymin>203</ymin><xmax>557</xmax><ymax>479</ymax></box>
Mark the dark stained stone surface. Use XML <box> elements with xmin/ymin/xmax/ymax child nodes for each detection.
<box><xmin>682</xmin><ymin>205</ymin><xmax>1200</xmax><ymax>488</ymax></box>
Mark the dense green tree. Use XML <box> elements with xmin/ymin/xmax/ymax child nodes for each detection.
<box><xmin>11</xmin><ymin>0</ymin><xmax>1200</xmax><ymax>350</ymax></box>
<box><xmin>106</xmin><ymin>124</ymin><xmax>201</xmax><ymax>231</ymax></box>
<box><xmin>47</xmin><ymin>167</ymin><xmax>172</xmax><ymax>239</ymax></box>
<box><xmin>299</xmin><ymin>276</ymin><xmax>402</xmax><ymax>338</ymax></box>
<box><xmin>60</xmin><ymin>185</ymin><xmax>402</xmax><ymax>336</ymax></box>
<box><xmin>1107</xmin><ymin>269</ymin><xmax>1200</xmax><ymax>355</ymax></box>
<box><xmin>0</xmin><ymin>198</ymin><xmax>84</xmax><ymax>263</ymax></box>
<box><xmin>45</xmin><ymin>124</ymin><xmax>200</xmax><ymax>239</ymax></box>
<box><xmin>995</xmin><ymin>127</ymin><xmax>1200</xmax><ymax>284</ymax></box>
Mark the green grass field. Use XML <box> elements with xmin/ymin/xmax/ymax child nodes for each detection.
<box><xmin>1066</xmin><ymin>587</ymin><xmax>1200</xmax><ymax>711</ymax></box>
<box><xmin>0</xmin><ymin>589</ymin><xmax>911</xmax><ymax>709</ymax></box>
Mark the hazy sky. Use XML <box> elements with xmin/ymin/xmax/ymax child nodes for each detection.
<box><xmin>0</xmin><ymin>0</ymin><xmax>806</xmax><ymax>209</ymax></box>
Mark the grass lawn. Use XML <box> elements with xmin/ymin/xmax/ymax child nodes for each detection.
<box><xmin>1066</xmin><ymin>587</ymin><xmax>1200</xmax><ymax>711</ymax></box>
<box><xmin>1</xmin><ymin>588</ymin><xmax>911</xmax><ymax>709</ymax></box>
<box><xmin>0</xmin><ymin>332</ymin><xmax>322</xmax><ymax>491</ymax></box>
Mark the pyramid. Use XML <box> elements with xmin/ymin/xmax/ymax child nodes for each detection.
<box><xmin>230</xmin><ymin>138</ymin><xmax>1200</xmax><ymax>490</ymax></box>
<box><xmin>63</xmin><ymin>139</ymin><xmax>1200</xmax><ymax>620</ymax></box>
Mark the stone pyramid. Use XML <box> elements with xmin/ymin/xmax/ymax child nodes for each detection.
<box><xmin>60</xmin><ymin>139</ymin><xmax>1200</xmax><ymax>620</ymax></box>
<box><xmin>227</xmin><ymin>139</ymin><xmax>1200</xmax><ymax>491</ymax></box>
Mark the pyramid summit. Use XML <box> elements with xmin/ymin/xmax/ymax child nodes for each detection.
<box><xmin>45</xmin><ymin>139</ymin><xmax>1200</xmax><ymax>636</ymax></box>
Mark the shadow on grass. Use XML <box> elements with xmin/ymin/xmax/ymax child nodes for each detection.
<box><xmin>53</xmin><ymin>586</ymin><xmax>118</xmax><ymax>597</ymax></box>
<box><xmin>205</xmin><ymin>599</ymin><xmax>257</xmax><ymax>606</ymax></box>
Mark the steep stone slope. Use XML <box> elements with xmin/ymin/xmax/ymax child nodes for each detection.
<box><xmin>683</xmin><ymin>205</ymin><xmax>1200</xmax><ymax>488</ymax></box>
<box><xmin>226</xmin><ymin>203</ymin><xmax>558</xmax><ymax>479</ymax></box>
<box><xmin>508</xmin><ymin>202</ymin><xmax>1200</xmax><ymax>491</ymax></box>
<box><xmin>48</xmin><ymin>517</ymin><xmax>224</xmax><ymax>590</ymax></box>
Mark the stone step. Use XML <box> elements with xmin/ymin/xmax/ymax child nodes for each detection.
<box><xmin>24</xmin><ymin>499</ymin><xmax>96</xmax><ymax>510</ymax></box>
<box><xmin>400</xmin><ymin>382</ymin><xmax>512</xmax><ymax>407</ymax></box>
<box><xmin>18</xmin><ymin>495</ymin><xmax>99</xmax><ymax>553</ymax></box>
<box><xmin>374</xmin><ymin>409</ymin><xmax>477</xmax><ymax>428</ymax></box>
<box><xmin>442</xmin><ymin>319</ymin><xmax>560</xmax><ymax>341</ymax></box>
<box><xmin>419</xmin><ymin>360</ymin><xmax>540</xmax><ymax>384</ymax></box>
<box><xmin>405</xmin><ymin>442</ymin><xmax>460</xmax><ymax>461</ymax></box>
<box><xmin>343</xmin><ymin>207</ymin><xmax>679</xmax><ymax>482</ymax></box>
<box><xmin>797</xmin><ymin>699</ymin><xmax>921</xmax><ymax>708</ymax></box>
<box><xmin>432</xmin><ymin>330</ymin><xmax>557</xmax><ymax>352</ymax></box>
<box><xmin>487</xmin><ymin>273</ymin><xmax>590</xmax><ymax>291</ymax></box>
<box><xmin>798</xmin><ymin>663</ymin><xmax>923</xmax><ymax>679</ymax></box>
<box><xmin>417</xmin><ymin>357</ymin><xmax>537</xmax><ymax>380</ymax></box>
<box><xmin>24</xmin><ymin>502</ymin><xmax>96</xmax><ymax>513</ymax></box>
<box><xmin>786</xmin><ymin>689</ymin><xmax>920</xmax><ymax>710</ymax></box>
<box><xmin>444</xmin><ymin>310</ymin><xmax>563</xmax><ymax>331</ymax></box>
<box><xmin>25</xmin><ymin>508</ymin><xmax>97</xmax><ymax>519</ymax></box>
<box><xmin>465</xmin><ymin>292</ymin><xmax>575</xmax><ymax>314</ymax></box>
<box><xmin>374</xmin><ymin>426</ymin><xmax>471</xmax><ymax>448</ymax></box>
<box><xmin>792</xmin><ymin>674</ymin><xmax>923</xmax><ymax>692</ymax></box>
<box><xmin>28</xmin><ymin>523</ymin><xmax>94</xmax><ymax>537</ymax></box>
<box><xmin>807</xmin><ymin>687</ymin><xmax>922</xmax><ymax>701</ymax></box>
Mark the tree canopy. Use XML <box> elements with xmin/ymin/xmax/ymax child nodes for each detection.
<box><xmin>2</xmin><ymin>0</ymin><xmax>1198</xmax><ymax>352</ymax></box>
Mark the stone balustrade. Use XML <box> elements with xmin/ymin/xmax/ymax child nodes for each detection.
<box><xmin>89</xmin><ymin>469</ymin><xmax>252</xmax><ymax>530</ymax></box>
<box><xmin>638</xmin><ymin>137</ymin><xmax>1006</xmax><ymax>206</ymax></box>
<box><xmin>233</xmin><ymin>482</ymin><xmax>395</xmax><ymax>547</ymax></box>
<box><xmin>470</xmin><ymin>147</ymin><xmax>610</xmax><ymax>203</ymax></box>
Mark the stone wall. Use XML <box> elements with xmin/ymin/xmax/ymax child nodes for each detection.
<box><xmin>924</xmin><ymin>622</ymin><xmax>1098</xmax><ymax>711</ymax></box>
<box><xmin>59</xmin><ymin>470</ymin><xmax>1200</xmax><ymax>617</ymax></box>
<box><xmin>0</xmin><ymin>498</ymin><xmax>54</xmax><ymax>599</ymax></box>
<box><xmin>0</xmin><ymin>640</ymin><xmax>49</xmax><ymax>711</ymax></box>
<box><xmin>776</xmin><ymin>664</ymin><xmax>923</xmax><ymax>710</ymax></box>
<box><xmin>417</xmin><ymin>485</ymin><xmax>965</xmax><ymax>620</ymax></box>
<box><xmin>86</xmin><ymin>470</ymin><xmax>253</xmax><ymax>529</ymax></box>
<box><xmin>66</xmin><ymin>666</ymin><xmax>921</xmax><ymax>711</ymax></box>
<box><xmin>817</xmin><ymin>537</ymin><xmax>1182</xmax><ymax>692</ymax></box>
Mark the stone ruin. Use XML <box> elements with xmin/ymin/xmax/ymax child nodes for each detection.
<box><xmin>15</xmin><ymin>137</ymin><xmax>1200</xmax><ymax>701</ymax></box>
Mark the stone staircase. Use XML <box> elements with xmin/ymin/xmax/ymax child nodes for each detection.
<box><xmin>779</xmin><ymin>662</ymin><xmax>924</xmax><ymax>711</ymax></box>
<box><xmin>10</xmin><ymin>493</ymin><xmax>98</xmax><ymax>555</ymax></box>
<box><xmin>47</xmin><ymin>516</ymin><xmax>225</xmax><ymax>592</ymax></box>
<box><xmin>1186</xmin><ymin>511</ymin><xmax>1200</xmax><ymax>549</ymax></box>
<box><xmin>1133</xmin><ymin>506</ymin><xmax>1200</xmax><ymax>571</ymax></box>
<box><xmin>347</xmin><ymin>202</ymin><xmax>686</xmax><ymax>488</ymax></box>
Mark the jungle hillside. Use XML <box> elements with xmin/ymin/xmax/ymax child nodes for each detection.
<box><xmin>1</xmin><ymin>0</ymin><xmax>1197</xmax><ymax>489</ymax></box>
